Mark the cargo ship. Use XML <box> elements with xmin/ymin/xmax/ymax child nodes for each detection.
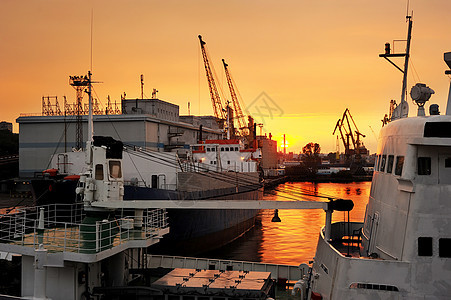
<box><xmin>31</xmin><ymin>136</ymin><xmax>262</xmax><ymax>255</ymax></box>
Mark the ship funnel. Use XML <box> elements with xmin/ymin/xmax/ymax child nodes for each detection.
<box><xmin>444</xmin><ymin>52</ymin><xmax>451</xmax><ymax>115</ymax></box>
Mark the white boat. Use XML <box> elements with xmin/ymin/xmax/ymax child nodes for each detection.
<box><xmin>296</xmin><ymin>16</ymin><xmax>451</xmax><ymax>299</ymax></box>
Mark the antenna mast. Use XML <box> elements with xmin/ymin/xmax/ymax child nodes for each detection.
<box><xmin>141</xmin><ymin>74</ymin><xmax>144</xmax><ymax>99</ymax></box>
<box><xmin>379</xmin><ymin>14</ymin><xmax>413</xmax><ymax>120</ymax></box>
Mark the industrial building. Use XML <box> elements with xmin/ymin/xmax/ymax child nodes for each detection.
<box><xmin>16</xmin><ymin>97</ymin><xmax>222</xmax><ymax>178</ymax></box>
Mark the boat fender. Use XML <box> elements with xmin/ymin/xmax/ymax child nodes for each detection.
<box><xmin>292</xmin><ymin>279</ymin><xmax>307</xmax><ymax>299</ymax></box>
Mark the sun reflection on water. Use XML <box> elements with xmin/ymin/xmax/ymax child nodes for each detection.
<box><xmin>205</xmin><ymin>181</ymin><xmax>371</xmax><ymax>266</ymax></box>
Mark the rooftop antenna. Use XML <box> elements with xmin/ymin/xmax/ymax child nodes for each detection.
<box><xmin>90</xmin><ymin>9</ymin><xmax>94</xmax><ymax>72</ymax></box>
<box><xmin>444</xmin><ymin>52</ymin><xmax>451</xmax><ymax>115</ymax></box>
<box><xmin>141</xmin><ymin>74</ymin><xmax>144</xmax><ymax>99</ymax></box>
<box><xmin>379</xmin><ymin>13</ymin><xmax>413</xmax><ymax>120</ymax></box>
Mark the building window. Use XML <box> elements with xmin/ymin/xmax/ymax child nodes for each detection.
<box><xmin>235</xmin><ymin>147</ymin><xmax>239</xmax><ymax>151</ymax></box>
<box><xmin>418</xmin><ymin>237</ymin><xmax>433</xmax><ymax>256</ymax></box>
<box><xmin>225</xmin><ymin>147</ymin><xmax>229</xmax><ymax>151</ymax></box>
<box><xmin>387</xmin><ymin>155</ymin><xmax>394</xmax><ymax>173</ymax></box>
<box><xmin>439</xmin><ymin>238</ymin><xmax>451</xmax><ymax>257</ymax></box>
<box><xmin>418</xmin><ymin>157</ymin><xmax>431</xmax><ymax>175</ymax></box>
<box><xmin>227</xmin><ymin>160</ymin><xmax>230</xmax><ymax>164</ymax></box>
<box><xmin>395</xmin><ymin>156</ymin><xmax>404</xmax><ymax>176</ymax></box>
<box><xmin>380</xmin><ymin>155</ymin><xmax>387</xmax><ymax>172</ymax></box>
<box><xmin>95</xmin><ymin>164</ymin><xmax>104</xmax><ymax>180</ymax></box>
<box><xmin>221</xmin><ymin>147</ymin><xmax>224</xmax><ymax>151</ymax></box>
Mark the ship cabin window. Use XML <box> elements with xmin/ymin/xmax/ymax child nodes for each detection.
<box><xmin>235</xmin><ymin>147</ymin><xmax>239</xmax><ymax>151</ymax></box>
<box><xmin>418</xmin><ymin>237</ymin><xmax>433</xmax><ymax>256</ymax></box>
<box><xmin>109</xmin><ymin>161</ymin><xmax>122</xmax><ymax>179</ymax></box>
<box><xmin>211</xmin><ymin>147</ymin><xmax>216</xmax><ymax>152</ymax></box>
<box><xmin>380</xmin><ymin>155</ymin><xmax>387</xmax><ymax>172</ymax></box>
<box><xmin>418</xmin><ymin>157</ymin><xmax>431</xmax><ymax>175</ymax></box>
<box><xmin>387</xmin><ymin>155</ymin><xmax>394</xmax><ymax>173</ymax></box>
<box><xmin>439</xmin><ymin>238</ymin><xmax>451</xmax><ymax>257</ymax></box>
<box><xmin>227</xmin><ymin>160</ymin><xmax>230</xmax><ymax>165</ymax></box>
<box><xmin>377</xmin><ymin>155</ymin><xmax>382</xmax><ymax>171</ymax></box>
<box><xmin>395</xmin><ymin>156</ymin><xmax>404</xmax><ymax>176</ymax></box>
<box><xmin>374</xmin><ymin>155</ymin><xmax>379</xmax><ymax>170</ymax></box>
<box><xmin>95</xmin><ymin>164</ymin><xmax>104</xmax><ymax>180</ymax></box>
<box><xmin>225</xmin><ymin>147</ymin><xmax>230</xmax><ymax>151</ymax></box>
<box><xmin>221</xmin><ymin>147</ymin><xmax>224</xmax><ymax>151</ymax></box>
<box><xmin>151</xmin><ymin>175</ymin><xmax>158</xmax><ymax>188</ymax></box>
<box><xmin>445</xmin><ymin>158</ymin><xmax>451</xmax><ymax>168</ymax></box>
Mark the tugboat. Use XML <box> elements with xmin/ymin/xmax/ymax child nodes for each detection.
<box><xmin>296</xmin><ymin>16</ymin><xmax>451</xmax><ymax>299</ymax></box>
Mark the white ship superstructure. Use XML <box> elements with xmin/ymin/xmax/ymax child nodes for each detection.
<box><xmin>297</xmin><ymin>16</ymin><xmax>451</xmax><ymax>300</ymax></box>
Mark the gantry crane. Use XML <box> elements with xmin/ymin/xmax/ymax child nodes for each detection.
<box><xmin>333</xmin><ymin>108</ymin><xmax>368</xmax><ymax>160</ymax></box>
<box><xmin>222</xmin><ymin>59</ymin><xmax>250</xmax><ymax>137</ymax></box>
<box><xmin>198</xmin><ymin>35</ymin><xmax>226</xmax><ymax>124</ymax></box>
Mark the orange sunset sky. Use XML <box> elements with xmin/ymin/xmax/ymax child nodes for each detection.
<box><xmin>1</xmin><ymin>0</ymin><xmax>451</xmax><ymax>153</ymax></box>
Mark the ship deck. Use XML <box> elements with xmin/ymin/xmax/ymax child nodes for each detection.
<box><xmin>328</xmin><ymin>221</ymin><xmax>364</xmax><ymax>258</ymax></box>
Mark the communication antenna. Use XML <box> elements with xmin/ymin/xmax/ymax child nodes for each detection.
<box><xmin>90</xmin><ymin>9</ymin><xmax>94</xmax><ymax>71</ymax></box>
<box><xmin>379</xmin><ymin>14</ymin><xmax>413</xmax><ymax>120</ymax></box>
<box><xmin>141</xmin><ymin>74</ymin><xmax>144</xmax><ymax>99</ymax></box>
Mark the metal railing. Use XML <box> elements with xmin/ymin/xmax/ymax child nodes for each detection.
<box><xmin>0</xmin><ymin>203</ymin><xmax>167</xmax><ymax>254</ymax></box>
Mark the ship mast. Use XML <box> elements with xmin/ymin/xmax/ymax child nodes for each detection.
<box><xmin>379</xmin><ymin>14</ymin><xmax>413</xmax><ymax>120</ymax></box>
<box><xmin>87</xmin><ymin>71</ymin><xmax>93</xmax><ymax>144</ymax></box>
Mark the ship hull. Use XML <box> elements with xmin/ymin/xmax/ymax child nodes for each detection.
<box><xmin>31</xmin><ymin>175</ymin><xmax>262</xmax><ymax>255</ymax></box>
<box><xmin>124</xmin><ymin>184</ymin><xmax>261</xmax><ymax>255</ymax></box>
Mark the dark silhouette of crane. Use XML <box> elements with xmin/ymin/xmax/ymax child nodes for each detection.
<box><xmin>333</xmin><ymin>108</ymin><xmax>368</xmax><ymax>163</ymax></box>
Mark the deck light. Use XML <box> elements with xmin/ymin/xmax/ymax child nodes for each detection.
<box><xmin>271</xmin><ymin>209</ymin><xmax>281</xmax><ymax>222</ymax></box>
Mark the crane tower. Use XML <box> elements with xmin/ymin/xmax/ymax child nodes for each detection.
<box><xmin>198</xmin><ymin>35</ymin><xmax>226</xmax><ymax>125</ymax></box>
<box><xmin>222</xmin><ymin>59</ymin><xmax>249</xmax><ymax>137</ymax></box>
<box><xmin>69</xmin><ymin>75</ymin><xmax>90</xmax><ymax>150</ymax></box>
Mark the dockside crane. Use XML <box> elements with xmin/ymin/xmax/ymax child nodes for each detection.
<box><xmin>333</xmin><ymin>108</ymin><xmax>368</xmax><ymax>161</ymax></box>
<box><xmin>222</xmin><ymin>59</ymin><xmax>250</xmax><ymax>137</ymax></box>
<box><xmin>198</xmin><ymin>35</ymin><xmax>227</xmax><ymax>126</ymax></box>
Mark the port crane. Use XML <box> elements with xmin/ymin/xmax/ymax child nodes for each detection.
<box><xmin>222</xmin><ymin>59</ymin><xmax>250</xmax><ymax>137</ymax></box>
<box><xmin>333</xmin><ymin>108</ymin><xmax>368</xmax><ymax>161</ymax></box>
<box><xmin>198</xmin><ymin>35</ymin><xmax>227</xmax><ymax>125</ymax></box>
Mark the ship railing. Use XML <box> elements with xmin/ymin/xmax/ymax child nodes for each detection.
<box><xmin>0</xmin><ymin>203</ymin><xmax>168</xmax><ymax>254</ymax></box>
<box><xmin>322</xmin><ymin>221</ymin><xmax>363</xmax><ymax>257</ymax></box>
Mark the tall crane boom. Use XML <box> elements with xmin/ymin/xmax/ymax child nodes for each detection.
<box><xmin>333</xmin><ymin>108</ymin><xmax>368</xmax><ymax>158</ymax></box>
<box><xmin>198</xmin><ymin>35</ymin><xmax>226</xmax><ymax>121</ymax></box>
<box><xmin>222</xmin><ymin>59</ymin><xmax>249</xmax><ymax>136</ymax></box>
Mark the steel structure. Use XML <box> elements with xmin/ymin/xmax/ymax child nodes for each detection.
<box><xmin>333</xmin><ymin>108</ymin><xmax>367</xmax><ymax>158</ymax></box>
<box><xmin>222</xmin><ymin>59</ymin><xmax>249</xmax><ymax>136</ymax></box>
<box><xmin>69</xmin><ymin>75</ymin><xmax>90</xmax><ymax>150</ymax></box>
<box><xmin>198</xmin><ymin>35</ymin><xmax>226</xmax><ymax>123</ymax></box>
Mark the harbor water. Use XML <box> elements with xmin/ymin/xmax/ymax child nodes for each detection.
<box><xmin>204</xmin><ymin>181</ymin><xmax>371</xmax><ymax>266</ymax></box>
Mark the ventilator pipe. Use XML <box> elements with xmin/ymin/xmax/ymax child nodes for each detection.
<box><xmin>33</xmin><ymin>244</ymin><xmax>48</xmax><ymax>300</ymax></box>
